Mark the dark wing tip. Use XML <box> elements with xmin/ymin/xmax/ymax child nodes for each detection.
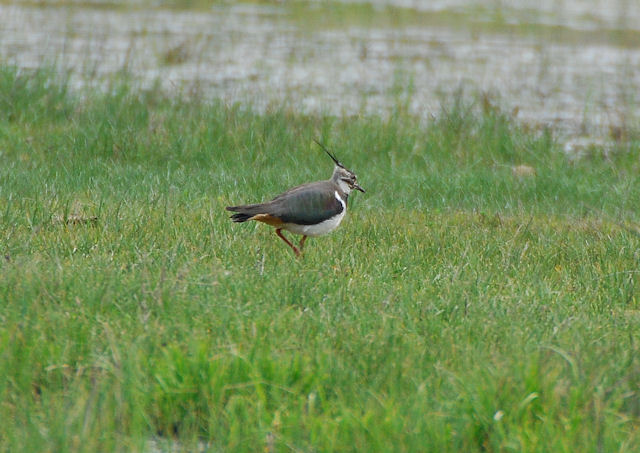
<box><xmin>230</xmin><ymin>212</ymin><xmax>253</xmax><ymax>222</ymax></box>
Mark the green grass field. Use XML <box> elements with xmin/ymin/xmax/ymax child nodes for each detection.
<box><xmin>1</xmin><ymin>65</ymin><xmax>639</xmax><ymax>452</ymax></box>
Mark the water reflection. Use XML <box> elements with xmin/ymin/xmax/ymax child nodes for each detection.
<box><xmin>1</xmin><ymin>1</ymin><xmax>638</xmax><ymax>143</ymax></box>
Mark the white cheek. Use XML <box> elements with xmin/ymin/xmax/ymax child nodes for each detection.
<box><xmin>337</xmin><ymin>179</ymin><xmax>352</xmax><ymax>194</ymax></box>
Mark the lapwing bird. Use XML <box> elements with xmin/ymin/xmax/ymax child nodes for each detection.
<box><xmin>226</xmin><ymin>142</ymin><xmax>365</xmax><ymax>257</ymax></box>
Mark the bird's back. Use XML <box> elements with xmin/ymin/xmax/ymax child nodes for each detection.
<box><xmin>226</xmin><ymin>179</ymin><xmax>346</xmax><ymax>226</ymax></box>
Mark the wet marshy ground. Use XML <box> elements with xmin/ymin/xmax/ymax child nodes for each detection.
<box><xmin>1</xmin><ymin>0</ymin><xmax>639</xmax><ymax>145</ymax></box>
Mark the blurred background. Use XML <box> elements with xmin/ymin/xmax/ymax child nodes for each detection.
<box><xmin>2</xmin><ymin>0</ymin><xmax>639</xmax><ymax>148</ymax></box>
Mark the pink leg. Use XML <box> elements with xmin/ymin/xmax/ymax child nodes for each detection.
<box><xmin>275</xmin><ymin>229</ymin><xmax>300</xmax><ymax>257</ymax></box>
<box><xmin>299</xmin><ymin>235</ymin><xmax>308</xmax><ymax>251</ymax></box>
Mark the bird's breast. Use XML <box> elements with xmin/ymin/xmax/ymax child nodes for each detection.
<box><xmin>283</xmin><ymin>190</ymin><xmax>347</xmax><ymax>236</ymax></box>
<box><xmin>282</xmin><ymin>208</ymin><xmax>346</xmax><ymax>236</ymax></box>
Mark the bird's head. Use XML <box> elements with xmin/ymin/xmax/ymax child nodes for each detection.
<box><xmin>314</xmin><ymin>140</ymin><xmax>365</xmax><ymax>194</ymax></box>
<box><xmin>331</xmin><ymin>165</ymin><xmax>364</xmax><ymax>194</ymax></box>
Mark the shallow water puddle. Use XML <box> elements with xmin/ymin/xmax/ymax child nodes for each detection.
<box><xmin>1</xmin><ymin>0</ymin><xmax>639</xmax><ymax>144</ymax></box>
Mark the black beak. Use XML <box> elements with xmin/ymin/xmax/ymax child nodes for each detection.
<box><xmin>354</xmin><ymin>182</ymin><xmax>365</xmax><ymax>193</ymax></box>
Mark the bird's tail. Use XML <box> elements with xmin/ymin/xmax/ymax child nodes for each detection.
<box><xmin>225</xmin><ymin>204</ymin><xmax>267</xmax><ymax>223</ymax></box>
<box><xmin>229</xmin><ymin>212</ymin><xmax>252</xmax><ymax>222</ymax></box>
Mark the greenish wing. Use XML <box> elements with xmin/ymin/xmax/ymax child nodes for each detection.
<box><xmin>272</xmin><ymin>187</ymin><xmax>344</xmax><ymax>225</ymax></box>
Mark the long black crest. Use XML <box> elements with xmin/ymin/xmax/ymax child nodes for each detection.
<box><xmin>313</xmin><ymin>139</ymin><xmax>344</xmax><ymax>168</ymax></box>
